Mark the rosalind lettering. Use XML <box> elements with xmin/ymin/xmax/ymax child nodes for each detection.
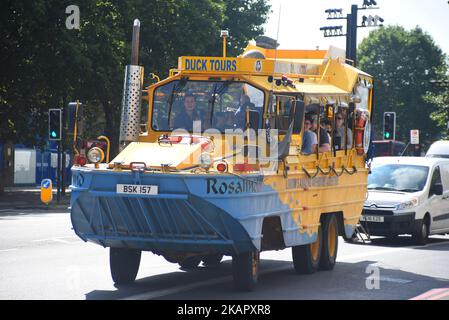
<box><xmin>177</xmin><ymin>304</ymin><xmax>211</xmax><ymax>318</ymax></box>
<box><xmin>206</xmin><ymin>178</ymin><xmax>261</xmax><ymax>194</ymax></box>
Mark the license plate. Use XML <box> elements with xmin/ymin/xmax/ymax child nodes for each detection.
<box><xmin>360</xmin><ymin>215</ymin><xmax>384</xmax><ymax>223</ymax></box>
<box><xmin>116</xmin><ymin>184</ymin><xmax>158</xmax><ymax>195</ymax></box>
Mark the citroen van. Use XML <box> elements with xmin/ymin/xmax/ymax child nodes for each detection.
<box><xmin>362</xmin><ymin>157</ymin><xmax>449</xmax><ymax>245</ymax></box>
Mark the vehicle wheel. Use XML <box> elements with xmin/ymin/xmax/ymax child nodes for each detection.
<box><xmin>202</xmin><ymin>254</ymin><xmax>223</xmax><ymax>267</ymax></box>
<box><xmin>232</xmin><ymin>250</ymin><xmax>259</xmax><ymax>291</ymax></box>
<box><xmin>179</xmin><ymin>256</ymin><xmax>202</xmax><ymax>269</ymax></box>
<box><xmin>110</xmin><ymin>248</ymin><xmax>141</xmax><ymax>285</ymax></box>
<box><xmin>292</xmin><ymin>225</ymin><xmax>322</xmax><ymax>274</ymax></box>
<box><xmin>319</xmin><ymin>215</ymin><xmax>338</xmax><ymax>271</ymax></box>
<box><xmin>412</xmin><ymin>219</ymin><xmax>429</xmax><ymax>246</ymax></box>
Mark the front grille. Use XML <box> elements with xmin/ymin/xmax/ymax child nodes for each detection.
<box><xmin>362</xmin><ymin>209</ymin><xmax>394</xmax><ymax>216</ymax></box>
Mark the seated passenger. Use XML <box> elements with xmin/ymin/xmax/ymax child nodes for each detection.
<box><xmin>301</xmin><ymin>115</ymin><xmax>318</xmax><ymax>154</ymax></box>
<box><xmin>334</xmin><ymin>111</ymin><xmax>353</xmax><ymax>150</ymax></box>
<box><xmin>234</xmin><ymin>94</ymin><xmax>256</xmax><ymax>129</ymax></box>
<box><xmin>311</xmin><ymin>114</ymin><xmax>331</xmax><ymax>153</ymax></box>
<box><xmin>173</xmin><ymin>92</ymin><xmax>202</xmax><ymax>131</ymax></box>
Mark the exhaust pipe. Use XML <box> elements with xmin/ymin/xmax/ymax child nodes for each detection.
<box><xmin>119</xmin><ymin>19</ymin><xmax>144</xmax><ymax>151</ymax></box>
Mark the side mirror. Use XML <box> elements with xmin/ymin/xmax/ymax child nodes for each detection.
<box><xmin>430</xmin><ymin>183</ymin><xmax>443</xmax><ymax>196</ymax></box>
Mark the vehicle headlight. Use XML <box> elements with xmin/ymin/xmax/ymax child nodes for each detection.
<box><xmin>396</xmin><ymin>198</ymin><xmax>419</xmax><ymax>211</ymax></box>
<box><xmin>87</xmin><ymin>147</ymin><xmax>105</xmax><ymax>164</ymax></box>
<box><xmin>199</xmin><ymin>152</ymin><xmax>213</xmax><ymax>169</ymax></box>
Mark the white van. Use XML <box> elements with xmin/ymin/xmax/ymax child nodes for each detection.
<box><xmin>362</xmin><ymin>157</ymin><xmax>449</xmax><ymax>245</ymax></box>
<box><xmin>426</xmin><ymin>140</ymin><xmax>449</xmax><ymax>158</ymax></box>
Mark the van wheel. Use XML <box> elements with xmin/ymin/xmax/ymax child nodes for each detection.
<box><xmin>110</xmin><ymin>248</ymin><xmax>141</xmax><ymax>285</ymax></box>
<box><xmin>202</xmin><ymin>254</ymin><xmax>223</xmax><ymax>267</ymax></box>
<box><xmin>412</xmin><ymin>219</ymin><xmax>429</xmax><ymax>246</ymax></box>
<box><xmin>320</xmin><ymin>215</ymin><xmax>338</xmax><ymax>270</ymax></box>
<box><xmin>232</xmin><ymin>250</ymin><xmax>259</xmax><ymax>291</ymax></box>
<box><xmin>179</xmin><ymin>256</ymin><xmax>202</xmax><ymax>269</ymax></box>
<box><xmin>292</xmin><ymin>225</ymin><xmax>322</xmax><ymax>274</ymax></box>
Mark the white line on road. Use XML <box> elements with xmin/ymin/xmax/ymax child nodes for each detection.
<box><xmin>32</xmin><ymin>236</ymin><xmax>80</xmax><ymax>244</ymax></box>
<box><xmin>0</xmin><ymin>248</ymin><xmax>18</xmax><ymax>253</ymax></box>
<box><xmin>121</xmin><ymin>240</ymin><xmax>449</xmax><ymax>300</ymax></box>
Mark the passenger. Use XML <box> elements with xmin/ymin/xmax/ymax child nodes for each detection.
<box><xmin>234</xmin><ymin>94</ymin><xmax>255</xmax><ymax>128</ymax></box>
<box><xmin>311</xmin><ymin>114</ymin><xmax>331</xmax><ymax>153</ymax></box>
<box><xmin>173</xmin><ymin>92</ymin><xmax>202</xmax><ymax>131</ymax></box>
<box><xmin>334</xmin><ymin>111</ymin><xmax>353</xmax><ymax>150</ymax></box>
<box><xmin>301</xmin><ymin>115</ymin><xmax>318</xmax><ymax>154</ymax></box>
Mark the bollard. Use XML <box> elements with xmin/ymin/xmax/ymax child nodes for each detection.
<box><xmin>40</xmin><ymin>179</ymin><xmax>53</xmax><ymax>205</ymax></box>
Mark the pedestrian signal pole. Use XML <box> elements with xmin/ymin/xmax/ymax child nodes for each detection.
<box><xmin>49</xmin><ymin>108</ymin><xmax>62</xmax><ymax>203</ymax></box>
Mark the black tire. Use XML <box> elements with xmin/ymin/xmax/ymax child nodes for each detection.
<box><xmin>319</xmin><ymin>215</ymin><xmax>338</xmax><ymax>271</ymax></box>
<box><xmin>110</xmin><ymin>248</ymin><xmax>141</xmax><ymax>285</ymax></box>
<box><xmin>202</xmin><ymin>254</ymin><xmax>223</xmax><ymax>267</ymax></box>
<box><xmin>232</xmin><ymin>250</ymin><xmax>259</xmax><ymax>291</ymax></box>
<box><xmin>412</xmin><ymin>218</ymin><xmax>429</xmax><ymax>246</ymax></box>
<box><xmin>179</xmin><ymin>256</ymin><xmax>202</xmax><ymax>269</ymax></box>
<box><xmin>292</xmin><ymin>225</ymin><xmax>322</xmax><ymax>274</ymax></box>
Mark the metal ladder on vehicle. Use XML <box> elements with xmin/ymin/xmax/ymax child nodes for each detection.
<box><xmin>353</xmin><ymin>223</ymin><xmax>371</xmax><ymax>243</ymax></box>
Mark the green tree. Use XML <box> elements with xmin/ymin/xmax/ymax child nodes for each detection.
<box><xmin>0</xmin><ymin>0</ymin><xmax>271</xmax><ymax>156</ymax></box>
<box><xmin>358</xmin><ymin>26</ymin><xmax>447</xmax><ymax>147</ymax></box>
<box><xmin>426</xmin><ymin>76</ymin><xmax>449</xmax><ymax>139</ymax></box>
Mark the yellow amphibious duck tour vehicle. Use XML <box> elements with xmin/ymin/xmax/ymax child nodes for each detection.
<box><xmin>70</xmin><ymin>21</ymin><xmax>373</xmax><ymax>291</ymax></box>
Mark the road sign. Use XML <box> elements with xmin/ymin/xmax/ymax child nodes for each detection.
<box><xmin>410</xmin><ymin>129</ymin><xmax>419</xmax><ymax>145</ymax></box>
<box><xmin>40</xmin><ymin>178</ymin><xmax>53</xmax><ymax>204</ymax></box>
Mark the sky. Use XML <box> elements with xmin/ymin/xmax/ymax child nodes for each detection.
<box><xmin>263</xmin><ymin>0</ymin><xmax>449</xmax><ymax>56</ymax></box>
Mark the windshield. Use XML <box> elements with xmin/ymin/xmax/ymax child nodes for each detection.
<box><xmin>368</xmin><ymin>164</ymin><xmax>429</xmax><ymax>192</ymax></box>
<box><xmin>151</xmin><ymin>80</ymin><xmax>264</xmax><ymax>133</ymax></box>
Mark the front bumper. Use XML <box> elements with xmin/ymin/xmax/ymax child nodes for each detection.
<box><xmin>360</xmin><ymin>209</ymin><xmax>416</xmax><ymax>236</ymax></box>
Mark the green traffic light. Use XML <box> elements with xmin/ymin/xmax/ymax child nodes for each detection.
<box><xmin>385</xmin><ymin>132</ymin><xmax>390</xmax><ymax>139</ymax></box>
<box><xmin>51</xmin><ymin>131</ymin><xmax>57</xmax><ymax>138</ymax></box>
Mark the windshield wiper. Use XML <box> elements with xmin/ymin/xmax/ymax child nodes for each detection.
<box><xmin>397</xmin><ymin>188</ymin><xmax>420</xmax><ymax>192</ymax></box>
<box><xmin>368</xmin><ymin>186</ymin><xmax>398</xmax><ymax>191</ymax></box>
<box><xmin>167</xmin><ymin>80</ymin><xmax>187</xmax><ymax>127</ymax></box>
<box><xmin>209</xmin><ymin>81</ymin><xmax>232</xmax><ymax>126</ymax></box>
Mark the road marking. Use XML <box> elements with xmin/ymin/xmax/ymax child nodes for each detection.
<box><xmin>411</xmin><ymin>288</ymin><xmax>449</xmax><ymax>300</ymax></box>
<box><xmin>0</xmin><ymin>248</ymin><xmax>18</xmax><ymax>253</ymax></box>
<box><xmin>379</xmin><ymin>276</ymin><xmax>412</xmax><ymax>284</ymax></box>
<box><xmin>428</xmin><ymin>289</ymin><xmax>449</xmax><ymax>300</ymax></box>
<box><xmin>121</xmin><ymin>240</ymin><xmax>449</xmax><ymax>300</ymax></box>
<box><xmin>121</xmin><ymin>264</ymin><xmax>290</xmax><ymax>300</ymax></box>
<box><xmin>32</xmin><ymin>236</ymin><xmax>80</xmax><ymax>244</ymax></box>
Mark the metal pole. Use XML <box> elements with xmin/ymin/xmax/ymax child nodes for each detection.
<box><xmin>61</xmin><ymin>102</ymin><xmax>66</xmax><ymax>197</ymax></box>
<box><xmin>57</xmin><ymin>141</ymin><xmax>61</xmax><ymax>203</ymax></box>
<box><xmin>131</xmin><ymin>19</ymin><xmax>140</xmax><ymax>65</ymax></box>
<box><xmin>350</xmin><ymin>5</ymin><xmax>358</xmax><ymax>67</ymax></box>
<box><xmin>346</xmin><ymin>14</ymin><xmax>352</xmax><ymax>61</ymax></box>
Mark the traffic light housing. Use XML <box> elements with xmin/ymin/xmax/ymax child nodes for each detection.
<box><xmin>383</xmin><ymin>112</ymin><xmax>396</xmax><ymax>140</ymax></box>
<box><xmin>48</xmin><ymin>108</ymin><xmax>62</xmax><ymax>141</ymax></box>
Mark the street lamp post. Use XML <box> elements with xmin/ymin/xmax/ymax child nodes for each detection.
<box><xmin>320</xmin><ymin>1</ymin><xmax>384</xmax><ymax>67</ymax></box>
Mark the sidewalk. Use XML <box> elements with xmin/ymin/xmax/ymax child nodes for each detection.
<box><xmin>0</xmin><ymin>186</ymin><xmax>70</xmax><ymax>210</ymax></box>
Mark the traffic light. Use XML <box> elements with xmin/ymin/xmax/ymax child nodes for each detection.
<box><xmin>383</xmin><ymin>112</ymin><xmax>396</xmax><ymax>140</ymax></box>
<box><xmin>48</xmin><ymin>108</ymin><xmax>62</xmax><ymax>141</ymax></box>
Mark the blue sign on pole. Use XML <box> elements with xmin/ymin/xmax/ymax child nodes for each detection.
<box><xmin>41</xmin><ymin>179</ymin><xmax>51</xmax><ymax>189</ymax></box>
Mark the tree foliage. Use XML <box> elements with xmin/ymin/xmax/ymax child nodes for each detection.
<box><xmin>0</xmin><ymin>0</ymin><xmax>270</xmax><ymax>154</ymax></box>
<box><xmin>358</xmin><ymin>26</ymin><xmax>447</xmax><ymax>146</ymax></box>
